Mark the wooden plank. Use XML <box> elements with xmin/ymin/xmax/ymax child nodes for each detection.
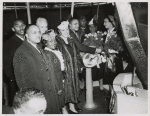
<box><xmin>115</xmin><ymin>2</ymin><xmax>147</xmax><ymax>89</ymax></box>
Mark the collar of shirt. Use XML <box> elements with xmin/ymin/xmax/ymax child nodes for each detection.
<box><xmin>27</xmin><ymin>40</ymin><xmax>41</xmax><ymax>53</ymax></box>
<box><xmin>16</xmin><ymin>34</ymin><xmax>25</xmax><ymax>41</ymax></box>
<box><xmin>71</xmin><ymin>29</ymin><xmax>79</xmax><ymax>39</ymax></box>
<box><xmin>81</xmin><ymin>27</ymin><xmax>86</xmax><ymax>30</ymax></box>
<box><xmin>107</xmin><ymin>27</ymin><xmax>115</xmax><ymax>35</ymax></box>
<box><xmin>105</xmin><ymin>27</ymin><xmax>115</xmax><ymax>43</ymax></box>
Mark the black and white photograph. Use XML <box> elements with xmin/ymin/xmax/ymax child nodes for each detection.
<box><xmin>2</xmin><ymin>1</ymin><xmax>148</xmax><ymax>114</ymax></box>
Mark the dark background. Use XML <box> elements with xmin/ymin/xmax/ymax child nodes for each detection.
<box><xmin>2</xmin><ymin>3</ymin><xmax>115</xmax><ymax>42</ymax></box>
<box><xmin>3</xmin><ymin>2</ymin><xmax>148</xmax><ymax>43</ymax></box>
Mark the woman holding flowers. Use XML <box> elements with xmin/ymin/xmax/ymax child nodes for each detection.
<box><xmin>103</xmin><ymin>15</ymin><xmax>124</xmax><ymax>84</ymax></box>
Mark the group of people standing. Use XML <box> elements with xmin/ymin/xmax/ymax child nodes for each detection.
<box><xmin>3</xmin><ymin>14</ymin><xmax>125</xmax><ymax>114</ymax></box>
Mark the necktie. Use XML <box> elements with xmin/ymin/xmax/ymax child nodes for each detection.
<box><xmin>36</xmin><ymin>45</ymin><xmax>49</xmax><ymax>71</ymax></box>
<box><xmin>75</xmin><ymin>31</ymin><xmax>79</xmax><ymax>38</ymax></box>
<box><xmin>36</xmin><ymin>45</ymin><xmax>43</xmax><ymax>54</ymax></box>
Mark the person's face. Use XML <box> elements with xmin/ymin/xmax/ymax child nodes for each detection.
<box><xmin>104</xmin><ymin>18</ymin><xmax>112</xmax><ymax>29</ymax></box>
<box><xmin>89</xmin><ymin>25</ymin><xmax>97</xmax><ymax>33</ymax></box>
<box><xmin>80</xmin><ymin>19</ymin><xmax>87</xmax><ymax>27</ymax></box>
<box><xmin>37</xmin><ymin>22</ymin><xmax>48</xmax><ymax>35</ymax></box>
<box><xmin>70</xmin><ymin>19</ymin><xmax>79</xmax><ymax>31</ymax></box>
<box><xmin>59</xmin><ymin>28</ymin><xmax>69</xmax><ymax>38</ymax></box>
<box><xmin>16</xmin><ymin>98</ymin><xmax>47</xmax><ymax>114</ymax></box>
<box><xmin>47</xmin><ymin>38</ymin><xmax>57</xmax><ymax>50</ymax></box>
<box><xmin>26</xmin><ymin>26</ymin><xmax>41</xmax><ymax>44</ymax></box>
<box><xmin>12</xmin><ymin>20</ymin><xmax>26</xmax><ymax>36</ymax></box>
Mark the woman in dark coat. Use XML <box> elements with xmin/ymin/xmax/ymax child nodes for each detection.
<box><xmin>55</xmin><ymin>21</ymin><xmax>80</xmax><ymax>113</ymax></box>
<box><xmin>56</xmin><ymin>21</ymin><xmax>101</xmax><ymax>113</ymax></box>
<box><xmin>103</xmin><ymin>15</ymin><xmax>124</xmax><ymax>84</ymax></box>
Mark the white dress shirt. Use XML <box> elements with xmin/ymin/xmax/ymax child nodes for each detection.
<box><xmin>27</xmin><ymin>40</ymin><xmax>41</xmax><ymax>53</ymax></box>
<box><xmin>16</xmin><ymin>34</ymin><xmax>25</xmax><ymax>41</ymax></box>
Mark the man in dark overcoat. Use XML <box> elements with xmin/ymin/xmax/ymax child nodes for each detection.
<box><xmin>13</xmin><ymin>25</ymin><xmax>63</xmax><ymax>114</ymax></box>
<box><xmin>3</xmin><ymin>19</ymin><xmax>26</xmax><ymax>106</ymax></box>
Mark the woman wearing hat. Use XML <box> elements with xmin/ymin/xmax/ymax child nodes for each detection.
<box><xmin>55</xmin><ymin>21</ymin><xmax>81</xmax><ymax>114</ymax></box>
<box><xmin>103</xmin><ymin>15</ymin><xmax>124</xmax><ymax>85</ymax></box>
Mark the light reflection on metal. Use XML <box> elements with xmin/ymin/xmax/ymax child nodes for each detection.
<box><xmin>71</xmin><ymin>2</ymin><xmax>74</xmax><ymax>17</ymax></box>
<box><xmin>96</xmin><ymin>2</ymin><xmax>99</xmax><ymax>22</ymax></box>
<box><xmin>26</xmin><ymin>2</ymin><xmax>31</xmax><ymax>24</ymax></box>
<box><xmin>14</xmin><ymin>3</ymin><xmax>18</xmax><ymax>19</ymax></box>
<box><xmin>60</xmin><ymin>3</ymin><xmax>62</xmax><ymax>22</ymax></box>
<box><xmin>3</xmin><ymin>2</ymin><xmax>111</xmax><ymax>10</ymax></box>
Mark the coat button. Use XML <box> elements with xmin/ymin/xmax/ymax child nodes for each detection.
<box><xmin>54</xmin><ymin>59</ymin><xmax>57</xmax><ymax>63</ymax></box>
<box><xmin>48</xmin><ymin>78</ymin><xmax>50</xmax><ymax>81</ymax></box>
<box><xmin>49</xmin><ymin>89</ymin><xmax>52</xmax><ymax>93</ymax></box>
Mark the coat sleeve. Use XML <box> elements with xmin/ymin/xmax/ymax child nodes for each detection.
<box><xmin>73</xmin><ymin>35</ymin><xmax>96</xmax><ymax>54</ymax></box>
<box><xmin>3</xmin><ymin>41</ymin><xmax>15</xmax><ymax>79</ymax></box>
<box><xmin>13</xmin><ymin>50</ymin><xmax>36</xmax><ymax>89</ymax></box>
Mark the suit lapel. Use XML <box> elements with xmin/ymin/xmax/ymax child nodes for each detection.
<box><xmin>70</xmin><ymin>29</ymin><xmax>79</xmax><ymax>41</ymax></box>
<box><xmin>24</xmin><ymin>41</ymin><xmax>45</xmax><ymax>63</ymax></box>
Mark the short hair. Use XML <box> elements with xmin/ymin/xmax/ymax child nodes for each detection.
<box><xmin>79</xmin><ymin>15</ymin><xmax>86</xmax><ymax>21</ymax></box>
<box><xmin>13</xmin><ymin>88</ymin><xmax>45</xmax><ymax>110</ymax></box>
<box><xmin>104</xmin><ymin>15</ymin><xmax>116</xmax><ymax>27</ymax></box>
<box><xmin>36</xmin><ymin>17</ymin><xmax>48</xmax><ymax>26</ymax></box>
<box><xmin>69</xmin><ymin>18</ymin><xmax>79</xmax><ymax>24</ymax></box>
<box><xmin>13</xmin><ymin>19</ymin><xmax>25</xmax><ymax>27</ymax></box>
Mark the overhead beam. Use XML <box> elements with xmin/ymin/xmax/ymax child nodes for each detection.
<box><xmin>3</xmin><ymin>2</ymin><xmax>111</xmax><ymax>10</ymax></box>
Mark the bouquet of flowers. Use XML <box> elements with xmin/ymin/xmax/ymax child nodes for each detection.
<box><xmin>103</xmin><ymin>31</ymin><xmax>124</xmax><ymax>55</ymax></box>
<box><xmin>82</xmin><ymin>31</ymin><xmax>107</xmax><ymax>68</ymax></box>
<box><xmin>102</xmin><ymin>30</ymin><xmax>124</xmax><ymax>73</ymax></box>
<box><xmin>83</xmin><ymin>31</ymin><xmax>104</xmax><ymax>48</ymax></box>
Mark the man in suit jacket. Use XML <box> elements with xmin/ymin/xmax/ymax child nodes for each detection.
<box><xmin>69</xmin><ymin>18</ymin><xmax>101</xmax><ymax>54</ymax></box>
<box><xmin>3</xmin><ymin>19</ymin><xmax>26</xmax><ymax>106</ymax></box>
<box><xmin>68</xmin><ymin>18</ymin><xmax>102</xmax><ymax>111</ymax></box>
<box><xmin>13</xmin><ymin>25</ymin><xmax>62</xmax><ymax>114</ymax></box>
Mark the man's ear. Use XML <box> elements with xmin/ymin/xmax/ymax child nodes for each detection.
<box><xmin>12</xmin><ymin>27</ymin><xmax>15</xmax><ymax>32</ymax></box>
